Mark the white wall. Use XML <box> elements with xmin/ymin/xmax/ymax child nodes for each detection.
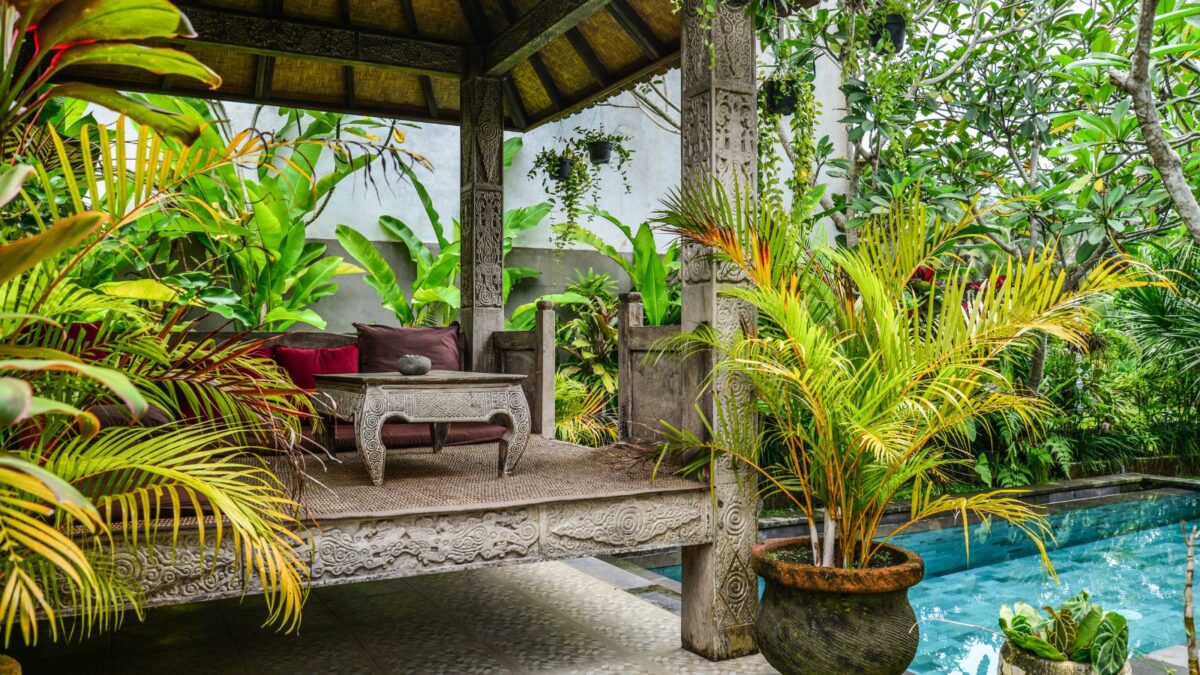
<box><xmin>214</xmin><ymin>65</ymin><xmax>847</xmax><ymax>253</ymax></box>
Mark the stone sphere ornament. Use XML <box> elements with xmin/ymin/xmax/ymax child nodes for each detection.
<box><xmin>396</xmin><ymin>354</ymin><xmax>432</xmax><ymax>376</ymax></box>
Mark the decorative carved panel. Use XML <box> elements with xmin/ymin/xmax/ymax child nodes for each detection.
<box><xmin>461</xmin><ymin>70</ymin><xmax>504</xmax><ymax>313</ymax></box>
<box><xmin>184</xmin><ymin>7</ymin><xmax>464</xmax><ymax>76</ymax></box>
<box><xmin>111</xmin><ymin>492</ymin><xmax>713</xmax><ymax>610</ymax></box>
<box><xmin>543</xmin><ymin>494</ymin><xmax>710</xmax><ymax>555</ymax></box>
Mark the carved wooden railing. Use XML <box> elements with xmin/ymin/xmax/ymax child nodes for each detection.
<box><xmin>617</xmin><ymin>293</ymin><xmax>683</xmax><ymax>444</ymax></box>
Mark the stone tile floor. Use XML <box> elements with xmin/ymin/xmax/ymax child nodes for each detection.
<box><xmin>8</xmin><ymin>560</ymin><xmax>776</xmax><ymax>675</ymax></box>
<box><xmin>9</xmin><ymin>555</ymin><xmax>1183</xmax><ymax>674</ymax></box>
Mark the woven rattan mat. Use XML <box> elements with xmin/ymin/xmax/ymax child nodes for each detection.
<box><xmin>283</xmin><ymin>437</ymin><xmax>705</xmax><ymax>520</ymax></box>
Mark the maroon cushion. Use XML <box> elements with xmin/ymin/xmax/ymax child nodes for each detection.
<box><xmin>305</xmin><ymin>421</ymin><xmax>506</xmax><ymax>453</ymax></box>
<box><xmin>271</xmin><ymin>344</ymin><xmax>359</xmax><ymax>389</ymax></box>
<box><xmin>88</xmin><ymin>403</ymin><xmax>171</xmax><ymax>428</ymax></box>
<box><xmin>354</xmin><ymin>323</ymin><xmax>462</xmax><ymax>372</ymax></box>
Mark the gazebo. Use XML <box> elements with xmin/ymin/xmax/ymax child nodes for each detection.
<box><xmin>66</xmin><ymin>0</ymin><xmax>762</xmax><ymax>661</ymax></box>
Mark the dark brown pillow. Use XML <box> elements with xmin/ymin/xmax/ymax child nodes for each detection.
<box><xmin>89</xmin><ymin>404</ymin><xmax>171</xmax><ymax>428</ymax></box>
<box><xmin>354</xmin><ymin>323</ymin><xmax>463</xmax><ymax>372</ymax></box>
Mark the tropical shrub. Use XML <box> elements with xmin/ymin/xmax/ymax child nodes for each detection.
<box><xmin>655</xmin><ymin>180</ymin><xmax>1155</xmax><ymax>569</ymax></box>
<box><xmin>0</xmin><ymin>0</ymin><xmax>218</xmax><ymax>147</ymax></box>
<box><xmin>337</xmin><ymin>168</ymin><xmax>549</xmax><ymax>326</ymax></box>
<box><xmin>555</xmin><ymin>207</ymin><xmax>681</xmax><ymax>326</ymax></box>
<box><xmin>553</xmin><ymin>372</ymin><xmax>616</xmax><ymax>446</ymax></box>
<box><xmin>556</xmin><ymin>272</ymin><xmax>620</xmax><ymax>395</ymax></box>
<box><xmin>0</xmin><ymin>172</ymin><xmax>311</xmax><ymax>644</ymax></box>
<box><xmin>1000</xmin><ymin>592</ymin><xmax>1129</xmax><ymax>675</ymax></box>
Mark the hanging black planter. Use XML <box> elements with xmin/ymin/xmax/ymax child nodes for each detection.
<box><xmin>586</xmin><ymin>140</ymin><xmax>613</xmax><ymax>165</ymax></box>
<box><xmin>871</xmin><ymin>14</ymin><xmax>907</xmax><ymax>52</ymax></box>
<box><xmin>553</xmin><ymin>157</ymin><xmax>575</xmax><ymax>182</ymax></box>
<box><xmin>762</xmin><ymin>79</ymin><xmax>798</xmax><ymax>116</ymax></box>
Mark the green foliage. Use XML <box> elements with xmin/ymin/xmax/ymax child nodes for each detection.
<box><xmin>556</xmin><ymin>272</ymin><xmax>619</xmax><ymax>395</ymax></box>
<box><xmin>553</xmin><ymin>372</ymin><xmax>616</xmax><ymax>447</ymax></box>
<box><xmin>530</xmin><ymin>145</ymin><xmax>594</xmax><ymax>232</ymax></box>
<box><xmin>1000</xmin><ymin>593</ymin><xmax>1129</xmax><ymax>674</ymax></box>
<box><xmin>0</xmin><ymin>0</ymin><xmax>218</xmax><ymax>148</ymax></box>
<box><xmin>572</xmin><ymin>126</ymin><xmax>634</xmax><ymax>192</ymax></box>
<box><xmin>0</xmin><ymin>163</ymin><xmax>312</xmax><ymax>644</ymax></box>
<box><xmin>555</xmin><ymin>206</ymin><xmax>681</xmax><ymax>326</ymax></box>
<box><xmin>338</xmin><ymin>161</ymin><xmax>549</xmax><ymax>326</ymax></box>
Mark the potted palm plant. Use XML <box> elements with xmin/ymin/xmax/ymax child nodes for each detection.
<box><xmin>654</xmin><ymin>182</ymin><xmax>1155</xmax><ymax>675</ymax></box>
<box><xmin>998</xmin><ymin>593</ymin><xmax>1131</xmax><ymax>675</ymax></box>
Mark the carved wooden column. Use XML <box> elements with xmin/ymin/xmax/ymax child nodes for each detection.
<box><xmin>678</xmin><ymin>0</ymin><xmax>760</xmax><ymax>662</ymax></box>
<box><xmin>460</xmin><ymin>52</ymin><xmax>505</xmax><ymax>372</ymax></box>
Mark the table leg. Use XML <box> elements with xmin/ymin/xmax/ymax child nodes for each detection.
<box><xmin>498</xmin><ymin>386</ymin><xmax>532</xmax><ymax>476</ymax></box>
<box><xmin>430</xmin><ymin>423</ymin><xmax>449</xmax><ymax>453</ymax></box>
<box><xmin>356</xmin><ymin>392</ymin><xmax>387</xmax><ymax>485</ymax></box>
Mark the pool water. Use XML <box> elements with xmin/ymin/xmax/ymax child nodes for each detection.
<box><xmin>649</xmin><ymin>489</ymin><xmax>1200</xmax><ymax>674</ymax></box>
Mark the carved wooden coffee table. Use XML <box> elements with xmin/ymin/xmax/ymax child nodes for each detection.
<box><xmin>314</xmin><ymin>371</ymin><xmax>531</xmax><ymax>485</ymax></box>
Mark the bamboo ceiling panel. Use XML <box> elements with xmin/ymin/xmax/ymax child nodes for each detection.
<box><xmin>56</xmin><ymin>0</ymin><xmax>682</xmax><ymax>130</ymax></box>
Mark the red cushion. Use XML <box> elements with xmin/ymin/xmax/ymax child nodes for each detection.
<box><xmin>354</xmin><ymin>323</ymin><xmax>462</xmax><ymax>372</ymax></box>
<box><xmin>271</xmin><ymin>344</ymin><xmax>359</xmax><ymax>390</ymax></box>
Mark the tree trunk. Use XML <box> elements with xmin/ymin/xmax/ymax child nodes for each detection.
<box><xmin>1188</xmin><ymin>527</ymin><xmax>1199</xmax><ymax>675</ymax></box>
<box><xmin>1111</xmin><ymin>0</ymin><xmax>1200</xmax><ymax>246</ymax></box>
<box><xmin>1026</xmin><ymin>333</ymin><xmax>1048</xmax><ymax>393</ymax></box>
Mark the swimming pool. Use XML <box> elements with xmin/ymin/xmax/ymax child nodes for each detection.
<box><xmin>649</xmin><ymin>488</ymin><xmax>1200</xmax><ymax>674</ymax></box>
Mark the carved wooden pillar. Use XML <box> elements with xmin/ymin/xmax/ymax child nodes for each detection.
<box><xmin>460</xmin><ymin>53</ymin><xmax>505</xmax><ymax>372</ymax></box>
<box><xmin>678</xmin><ymin>0</ymin><xmax>760</xmax><ymax>662</ymax></box>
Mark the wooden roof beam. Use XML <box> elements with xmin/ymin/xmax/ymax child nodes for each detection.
<box><xmin>484</xmin><ymin>0</ymin><xmax>612</xmax><ymax>76</ymax></box>
<box><xmin>178</xmin><ymin>5</ymin><xmax>465</xmax><ymax>78</ymax></box>
<box><xmin>607</xmin><ymin>0</ymin><xmax>663</xmax><ymax>61</ymax></box>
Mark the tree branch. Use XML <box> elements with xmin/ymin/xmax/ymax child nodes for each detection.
<box><xmin>1110</xmin><ymin>0</ymin><xmax>1200</xmax><ymax>246</ymax></box>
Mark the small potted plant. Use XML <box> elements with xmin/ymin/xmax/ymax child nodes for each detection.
<box><xmin>870</xmin><ymin>0</ymin><xmax>910</xmax><ymax>52</ymax></box>
<box><xmin>571</xmin><ymin>127</ymin><xmax>634</xmax><ymax>194</ymax></box>
<box><xmin>530</xmin><ymin>145</ymin><xmax>595</xmax><ymax>229</ymax></box>
<box><xmin>574</xmin><ymin>127</ymin><xmax>632</xmax><ymax>167</ymax></box>
<box><xmin>998</xmin><ymin>593</ymin><xmax>1131</xmax><ymax>675</ymax></box>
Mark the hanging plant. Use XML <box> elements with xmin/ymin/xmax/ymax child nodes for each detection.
<box><xmin>530</xmin><ymin>145</ymin><xmax>596</xmax><ymax>239</ymax></box>
<box><xmin>869</xmin><ymin>0</ymin><xmax>911</xmax><ymax>53</ymax></box>
<box><xmin>572</xmin><ymin>127</ymin><xmax>633</xmax><ymax>192</ymax></box>
<box><xmin>762</xmin><ymin>76</ymin><xmax>799</xmax><ymax>115</ymax></box>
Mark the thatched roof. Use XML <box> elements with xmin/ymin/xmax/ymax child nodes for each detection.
<box><xmin>61</xmin><ymin>0</ymin><xmax>681</xmax><ymax>130</ymax></box>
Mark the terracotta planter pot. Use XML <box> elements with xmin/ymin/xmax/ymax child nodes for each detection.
<box><xmin>998</xmin><ymin>642</ymin><xmax>1132</xmax><ymax>675</ymax></box>
<box><xmin>751</xmin><ymin>536</ymin><xmax>924</xmax><ymax>675</ymax></box>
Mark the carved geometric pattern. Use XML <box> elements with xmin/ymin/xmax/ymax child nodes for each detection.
<box><xmin>110</xmin><ymin>492</ymin><xmax>714</xmax><ymax>611</ymax></box>
<box><xmin>713</xmin><ymin>483</ymin><xmax>759</xmax><ymax>630</ymax></box>
<box><xmin>544</xmin><ymin>494</ymin><xmax>708</xmax><ymax>553</ymax></box>
<box><xmin>681</xmin><ymin>94</ymin><xmax>712</xmax><ymax>179</ymax></box>
<box><xmin>714</xmin><ymin>89</ymin><xmax>756</xmax><ymax>191</ymax></box>
<box><xmin>311</xmin><ymin>511</ymin><xmax>540</xmax><ymax>578</ymax></box>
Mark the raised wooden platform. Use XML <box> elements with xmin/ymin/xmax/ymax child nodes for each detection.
<box><xmin>125</xmin><ymin>438</ymin><xmax>712</xmax><ymax>609</ymax></box>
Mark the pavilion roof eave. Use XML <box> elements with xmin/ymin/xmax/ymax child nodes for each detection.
<box><xmin>56</xmin><ymin>0</ymin><xmax>682</xmax><ymax>132</ymax></box>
